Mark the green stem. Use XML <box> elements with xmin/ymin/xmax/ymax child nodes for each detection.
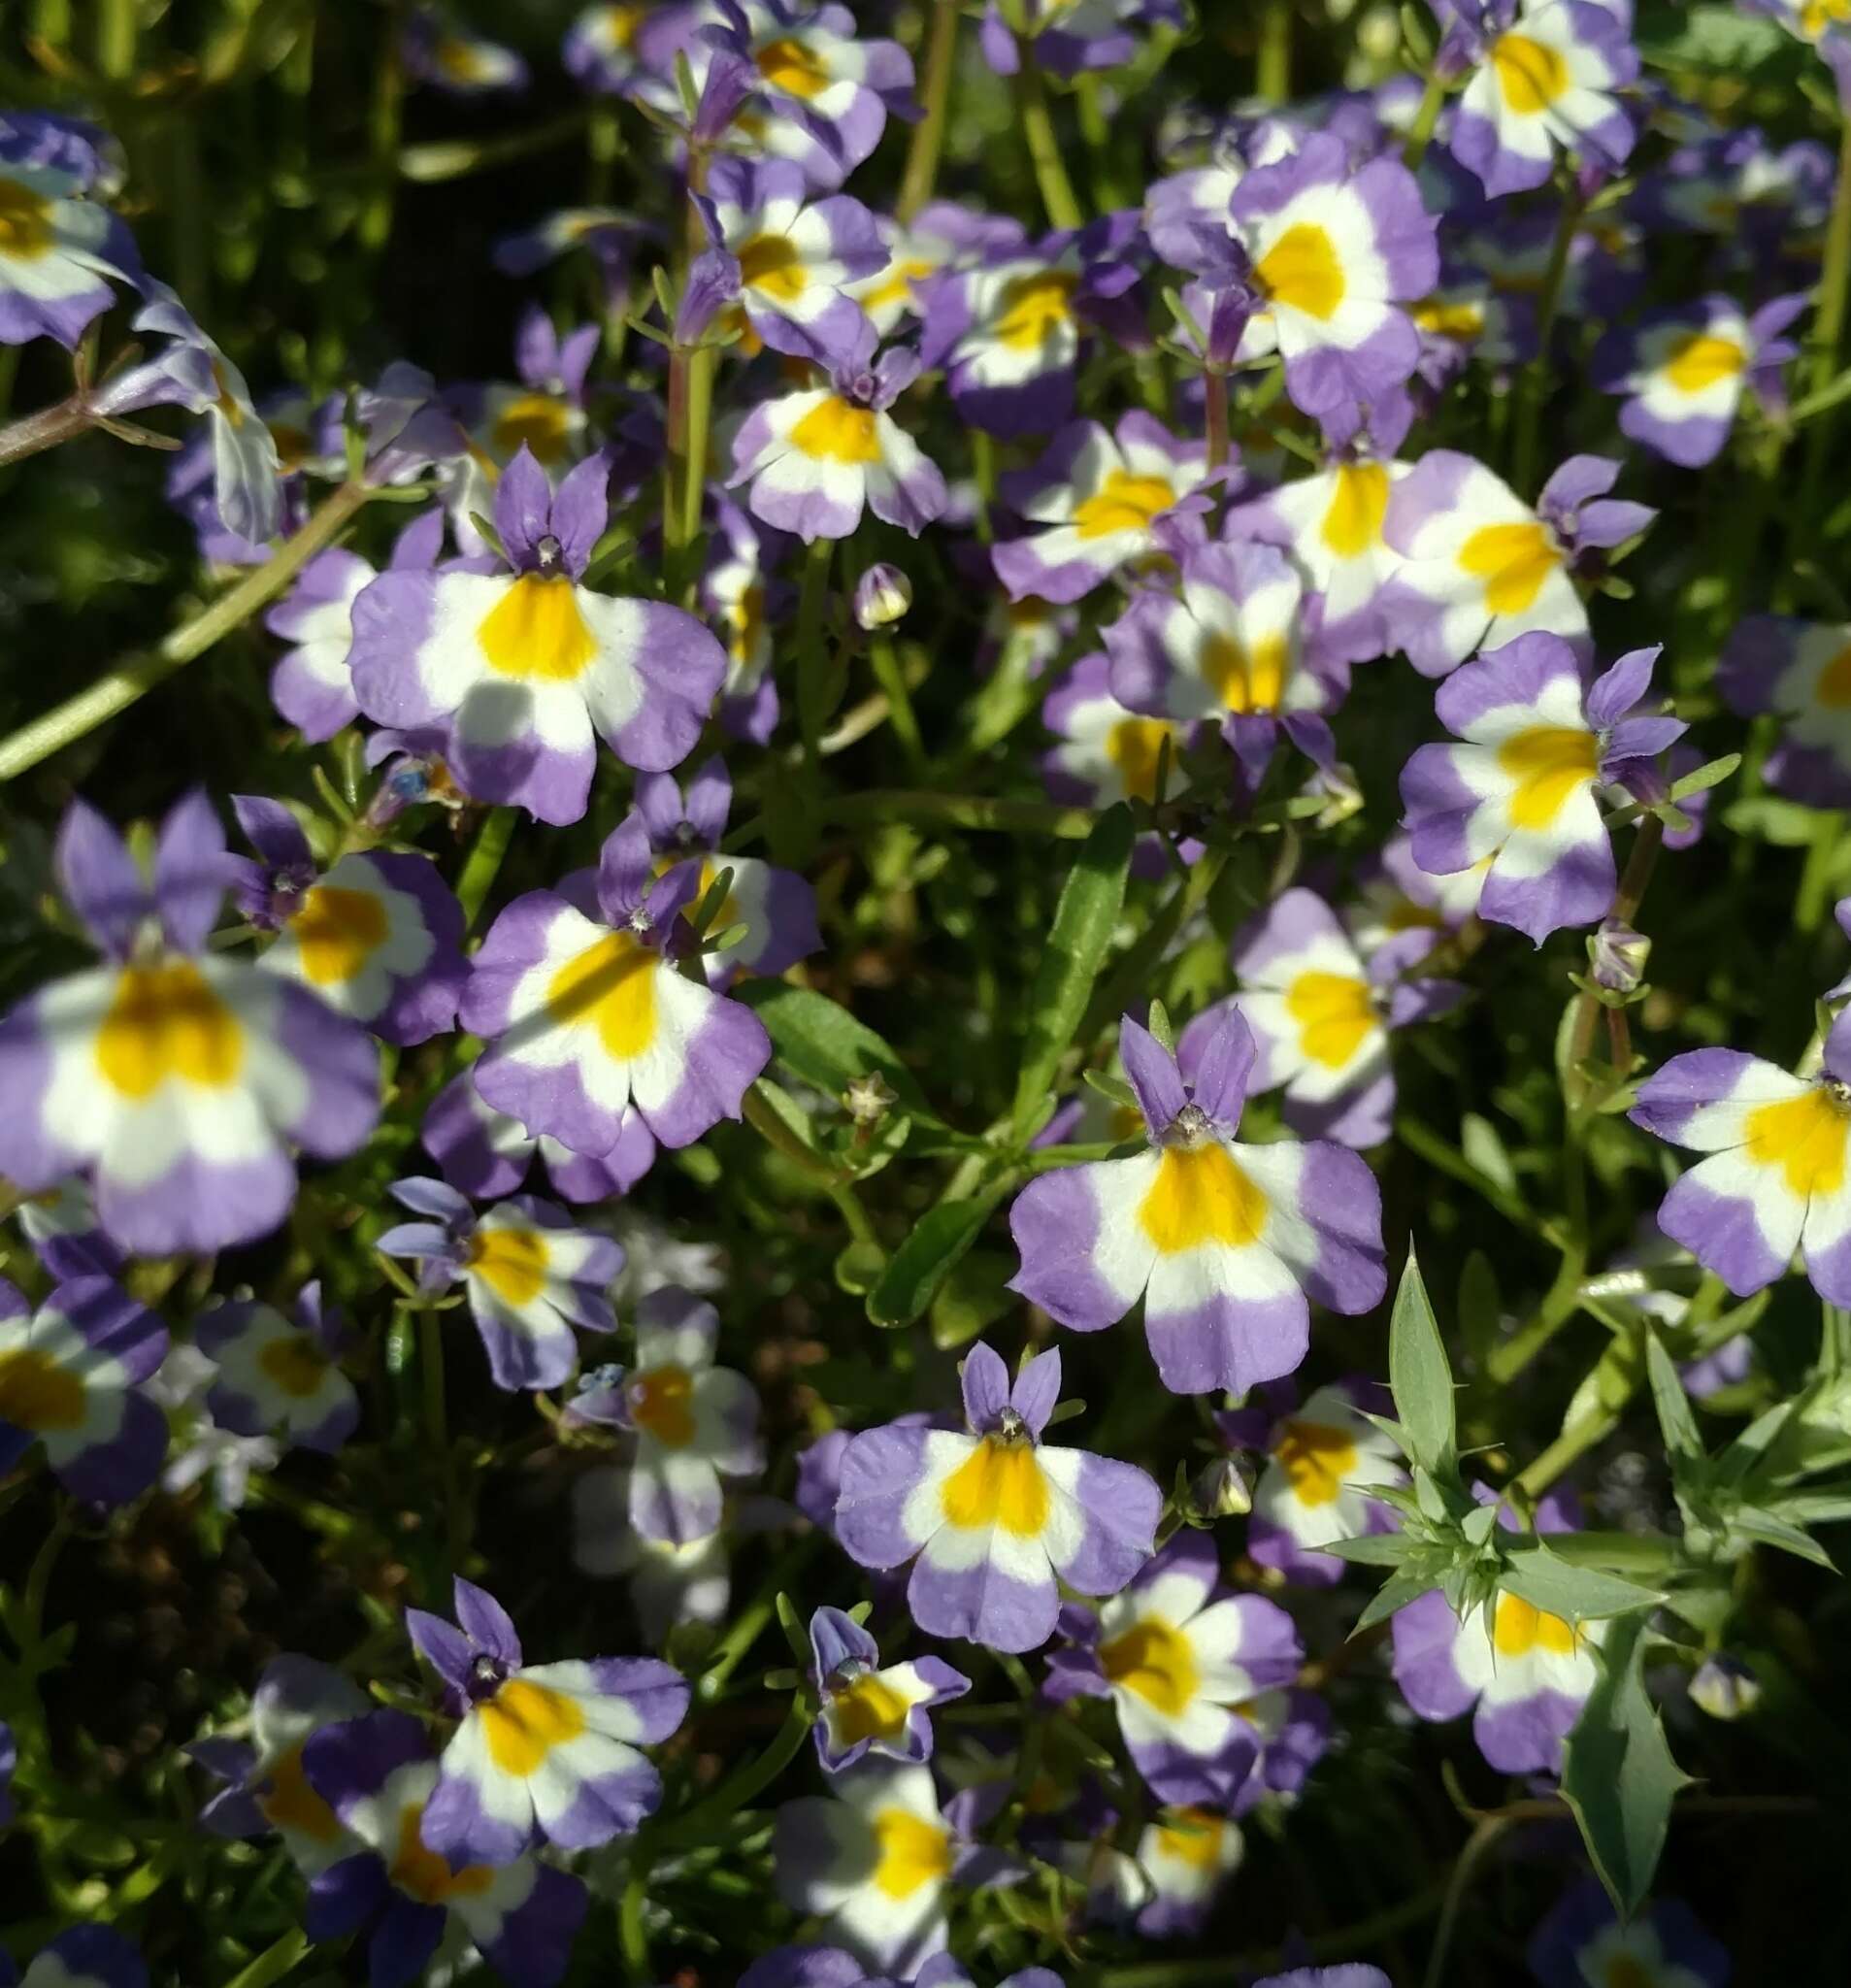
<box><xmin>1796</xmin><ymin>810</ymin><xmax>1843</xmax><ymax>935</ymax></box>
<box><xmin>96</xmin><ymin>0</ymin><xmax>136</xmax><ymax>78</ymax></box>
<box><xmin>1801</xmin><ymin>113</ymin><xmax>1851</xmax><ymax>521</ymax></box>
<box><xmin>1564</xmin><ymin>812</ymin><xmax>1665</xmax><ymax>1110</ymax></box>
<box><xmin>652</xmin><ymin>1698</ymin><xmax>814</xmax><ymax>1849</ymax></box>
<box><xmin>1402</xmin><ymin>70</ymin><xmax>1448</xmax><ymax>171</ymax></box>
<box><xmin>679</xmin><ymin>344</ymin><xmax>715</xmax><ymax>558</ymax></box>
<box><xmin>619</xmin><ymin>1852</ymin><xmax>653</xmax><ymax>1981</ymax></box>
<box><xmin>1509</xmin><ymin>180</ymin><xmax>1584</xmax><ymax>498</ymax></box>
<box><xmin>0</xmin><ymin>480</ymin><xmax>377</xmax><ymax>784</ymax></box>
<box><xmin>898</xmin><ymin>0</ymin><xmax>961</xmax><ymax>223</ymax></box>
<box><xmin>1204</xmin><ymin>370</ymin><xmax>1231</xmax><ymax>474</ymax></box>
<box><xmin>867</xmin><ymin>635</ymin><xmax>926</xmax><ymax>772</ymax></box>
<box><xmin>222</xmin><ymin>1929</ymin><xmax>310</xmax><ymax>1988</ymax></box>
<box><xmin>360</xmin><ymin>8</ymin><xmax>405</xmax><ymax>252</ymax></box>
<box><xmin>696</xmin><ymin>1538</ymin><xmax>818</xmax><ymax>1701</ymax></box>
<box><xmin>1081</xmin><ymin>847</ymin><xmax>1230</xmax><ymax>1045</ymax></box>
<box><xmin>1256</xmin><ymin>0</ymin><xmax>1291</xmax><ymax>102</ymax></box>
<box><xmin>1013</xmin><ymin>37</ymin><xmax>1083</xmax><ymax>232</ymax></box>
<box><xmin>796</xmin><ymin>536</ymin><xmax>836</xmax><ymax>771</ymax></box>
<box><xmin>23</xmin><ymin>1508</ymin><xmax>75</xmax><ymax>1645</ymax></box>
<box><xmin>1423</xmin><ymin>1813</ymin><xmax>1514</xmax><ymax>1988</ymax></box>
<box><xmin>455</xmin><ymin>807</ymin><xmax>517</xmax><ymax>933</ymax></box>
<box><xmin>825</xmin><ymin>790</ymin><xmax>1097</xmax><ymax>839</ymax></box>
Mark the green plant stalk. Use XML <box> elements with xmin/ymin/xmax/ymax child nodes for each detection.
<box><xmin>1013</xmin><ymin>36</ymin><xmax>1084</xmax><ymax>232</ymax></box>
<box><xmin>619</xmin><ymin>1853</ymin><xmax>654</xmax><ymax>1981</ymax></box>
<box><xmin>796</xmin><ymin>535</ymin><xmax>836</xmax><ymax>770</ymax></box>
<box><xmin>1795</xmin><ymin>809</ymin><xmax>1843</xmax><ymax>935</ymax></box>
<box><xmin>1256</xmin><ymin>0</ymin><xmax>1291</xmax><ymax>102</ymax></box>
<box><xmin>1801</xmin><ymin>113</ymin><xmax>1851</xmax><ymax>519</ymax></box>
<box><xmin>652</xmin><ymin>1696</ymin><xmax>814</xmax><ymax>1849</ymax></box>
<box><xmin>0</xmin><ymin>391</ymin><xmax>103</xmax><ymax>470</ymax></box>
<box><xmin>455</xmin><ymin>807</ymin><xmax>518</xmax><ymax>933</ymax></box>
<box><xmin>678</xmin><ymin>342</ymin><xmax>716</xmax><ymax>559</ymax></box>
<box><xmin>0</xmin><ymin>479</ymin><xmax>377</xmax><ymax>784</ymax></box>
<box><xmin>1509</xmin><ymin>179</ymin><xmax>1584</xmax><ymax>498</ymax></box>
<box><xmin>867</xmin><ymin>635</ymin><xmax>927</xmax><ymax>772</ymax></box>
<box><xmin>898</xmin><ymin>0</ymin><xmax>961</xmax><ymax>222</ymax></box>
<box><xmin>1205</xmin><ymin>369</ymin><xmax>1231</xmax><ymax>473</ymax></box>
<box><xmin>222</xmin><ymin>1929</ymin><xmax>310</xmax><ymax>1988</ymax></box>
<box><xmin>1402</xmin><ymin>70</ymin><xmax>1448</xmax><ymax>171</ymax></box>
<box><xmin>1564</xmin><ymin>812</ymin><xmax>1665</xmax><ymax>1112</ymax></box>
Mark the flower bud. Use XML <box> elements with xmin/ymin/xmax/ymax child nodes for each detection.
<box><xmin>1590</xmin><ymin>918</ymin><xmax>1650</xmax><ymax>995</ymax></box>
<box><xmin>853</xmin><ymin>562</ymin><xmax>912</xmax><ymax>631</ymax></box>
<box><xmin>1194</xmin><ymin>1456</ymin><xmax>1253</xmax><ymax>1518</ymax></box>
<box><xmin>1689</xmin><ymin>1653</ymin><xmax>1761</xmax><ymax>1722</ymax></box>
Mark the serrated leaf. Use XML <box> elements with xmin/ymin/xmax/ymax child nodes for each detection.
<box><xmin>1389</xmin><ymin>1249</ymin><xmax>1456</xmax><ymax>1475</ymax></box>
<box><xmin>1462</xmin><ymin>1501</ymin><xmax>1500</xmax><ymax>1547</ymax></box>
<box><xmin>1352</xmin><ymin>1567</ymin><xmax>1433</xmax><ymax>1635</ymax></box>
<box><xmin>1320</xmin><ymin>1533</ymin><xmax>1413</xmax><ymax>1566</ymax></box>
<box><xmin>734</xmin><ymin>982</ymin><xmax>939</xmax><ymax>1125</ymax></box>
<box><xmin>1729</xmin><ymin>1507</ymin><xmax>1838</xmax><ymax>1571</ymax></box>
<box><xmin>866</xmin><ymin>1187</ymin><xmax>1008</xmax><ymax>1329</ymax></box>
<box><xmin>1010</xmin><ymin>804</ymin><xmax>1135</xmax><ymax>1141</ymax></box>
<box><xmin>1645</xmin><ymin>1328</ymin><xmax>1702</xmax><ymax>1468</ymax></box>
<box><xmin>1500</xmin><ymin>1541</ymin><xmax>1664</xmax><ymax>1624</ymax></box>
<box><xmin>1560</xmin><ymin>1614</ymin><xmax>1693</xmax><ymax>1917</ymax></box>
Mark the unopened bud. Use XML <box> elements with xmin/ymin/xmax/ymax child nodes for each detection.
<box><xmin>853</xmin><ymin>562</ymin><xmax>911</xmax><ymax>631</ymax></box>
<box><xmin>1689</xmin><ymin>1653</ymin><xmax>1761</xmax><ymax>1722</ymax></box>
<box><xmin>843</xmin><ymin>1072</ymin><xmax>898</xmax><ymax>1125</ymax></box>
<box><xmin>1194</xmin><ymin>1456</ymin><xmax>1253</xmax><ymax>1518</ymax></box>
<box><xmin>1590</xmin><ymin>918</ymin><xmax>1650</xmax><ymax>995</ymax></box>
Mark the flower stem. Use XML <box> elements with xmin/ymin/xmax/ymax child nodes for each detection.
<box><xmin>221</xmin><ymin>1929</ymin><xmax>310</xmax><ymax>1988</ymax></box>
<box><xmin>867</xmin><ymin>634</ymin><xmax>927</xmax><ymax>772</ymax></box>
<box><xmin>1402</xmin><ymin>70</ymin><xmax>1448</xmax><ymax>170</ymax></box>
<box><xmin>1508</xmin><ymin>179</ymin><xmax>1584</xmax><ymax>499</ymax></box>
<box><xmin>1204</xmin><ymin>370</ymin><xmax>1231</xmax><ymax>473</ymax></box>
<box><xmin>1801</xmin><ymin>113</ymin><xmax>1851</xmax><ymax>519</ymax></box>
<box><xmin>1256</xmin><ymin>0</ymin><xmax>1291</xmax><ymax>101</ymax></box>
<box><xmin>0</xmin><ymin>392</ymin><xmax>102</xmax><ymax>470</ymax></box>
<box><xmin>652</xmin><ymin>1697</ymin><xmax>814</xmax><ymax>1849</ymax></box>
<box><xmin>899</xmin><ymin>0</ymin><xmax>961</xmax><ymax>223</ymax></box>
<box><xmin>0</xmin><ymin>479</ymin><xmax>377</xmax><ymax>784</ymax></box>
<box><xmin>455</xmin><ymin>807</ymin><xmax>518</xmax><ymax>934</ymax></box>
<box><xmin>1013</xmin><ymin>36</ymin><xmax>1083</xmax><ymax>232</ymax></box>
<box><xmin>795</xmin><ymin>535</ymin><xmax>836</xmax><ymax>772</ymax></box>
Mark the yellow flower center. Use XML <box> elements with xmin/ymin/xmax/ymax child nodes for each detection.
<box><xmin>756</xmin><ymin>34</ymin><xmax>830</xmax><ymax>98</ymax></box>
<box><xmin>939</xmin><ymin>1436</ymin><xmax>1049</xmax><ymax>1536</ymax></box>
<box><xmin>789</xmin><ymin>395</ymin><xmax>882</xmax><ymax>464</ymax></box>
<box><xmin>1202</xmin><ymin>631</ymin><xmax>1287</xmax><ymax>713</ymax></box>
<box><xmin>1099</xmin><ymin>1615</ymin><xmax>1200</xmax><ymax>1717</ymax></box>
<box><xmin>1664</xmin><ymin>332</ymin><xmax>1745</xmax><ymax>395</ymax></box>
<box><xmin>737</xmin><ymin>233</ymin><xmax>809</xmax><ymax>304</ymax></box>
<box><xmin>1321</xmin><ymin>462</ymin><xmax>1391</xmax><ymax>558</ymax></box>
<box><xmin>465</xmin><ymin>1227</ymin><xmax>550</xmax><ymax>1308</ymax></box>
<box><xmin>828</xmin><ymin>1670</ymin><xmax>912</xmax><ymax>1748</ymax></box>
<box><xmin>0</xmin><ymin>175</ymin><xmax>53</xmax><ymax>258</ymax></box>
<box><xmin>728</xmin><ymin>581</ymin><xmax>767</xmax><ymax>664</ymax></box>
<box><xmin>1492</xmin><ymin>32</ymin><xmax>1570</xmax><ymax>113</ymax></box>
<box><xmin>1073</xmin><ymin>469</ymin><xmax>1176</xmax><ymax>542</ymax></box>
<box><xmin>1254</xmin><ymin>222</ymin><xmax>1345</xmax><ymax>321</ymax></box>
<box><xmin>390</xmin><ymin>1801</ymin><xmax>494</xmax><ymax>1901</ymax></box>
<box><xmin>861</xmin><ymin>255</ymin><xmax>938</xmax><ymax>317</ymax></box>
<box><xmin>478</xmin><ymin>573</ymin><xmax>598</xmax><ymax>682</ymax></box>
<box><xmin>479</xmin><ymin>1677</ymin><xmax>586</xmax><ymax>1776</ymax></box>
<box><xmin>1139</xmin><ymin>1142</ymin><xmax>1269</xmax><ymax>1254</ymax></box>
<box><xmin>489</xmin><ymin>393</ymin><xmax>576</xmax><ymax>466</ymax></box>
<box><xmin>545</xmin><ymin>929</ymin><xmax>660</xmax><ymax>1061</ymax></box>
<box><xmin>993</xmin><ymin>269</ymin><xmax>1077</xmax><ymax>352</ymax></box>
<box><xmin>1491</xmin><ymin>1591</ymin><xmax>1578</xmax><ymax>1657</ymax></box>
<box><xmin>96</xmin><ymin>961</ymin><xmax>245</xmax><ymax>1100</ymax></box>
<box><xmin>1497</xmin><ymin>725</ymin><xmax>1599</xmax><ymax>831</ymax></box>
<box><xmin>629</xmin><ymin>1364</ymin><xmax>697</xmax><ymax>1447</ymax></box>
<box><xmin>1285</xmin><ymin>971</ymin><xmax>1375</xmax><ymax>1070</ymax></box>
<box><xmin>1273</xmin><ymin>1418</ymin><xmax>1360</xmax><ymax>1507</ymax></box>
<box><xmin>1603</xmin><ymin>1957</ymin><xmax>1658</xmax><ymax>1988</ymax></box>
<box><xmin>1412</xmin><ymin>297</ymin><xmax>1486</xmax><ymax>341</ymax></box>
<box><xmin>1104</xmin><ymin>716</ymin><xmax>1174</xmax><ymax>802</ymax></box>
<box><xmin>871</xmin><ymin>1806</ymin><xmax>952</xmax><ymax>1900</ymax></box>
<box><xmin>257</xmin><ymin>1741</ymin><xmax>342</xmax><ymax>1841</ymax></box>
<box><xmin>1816</xmin><ymin>642</ymin><xmax>1851</xmax><ymax>708</ymax></box>
<box><xmin>1743</xmin><ymin>1086</ymin><xmax>1850</xmax><ymax>1200</ymax></box>
<box><xmin>1457</xmin><ymin>519</ymin><xmax>1562</xmax><ymax>616</ymax></box>
<box><xmin>257</xmin><ymin>1334</ymin><xmax>332</xmax><ymax>1400</ymax></box>
<box><xmin>1156</xmin><ymin>1807</ymin><xmax>1227</xmax><ymax>1870</ymax></box>
<box><xmin>435</xmin><ymin>37</ymin><xmax>491</xmax><ymax>83</ymax></box>
<box><xmin>288</xmin><ymin>884</ymin><xmax>389</xmax><ymax>987</ymax></box>
<box><xmin>0</xmin><ymin>1346</ymin><xmax>85</xmax><ymax>1432</ymax></box>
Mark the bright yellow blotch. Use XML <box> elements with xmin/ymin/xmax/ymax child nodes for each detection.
<box><xmin>738</xmin><ymin>233</ymin><xmax>809</xmax><ymax>305</ymax></box>
<box><xmin>1603</xmin><ymin>1957</ymin><xmax>1657</xmax><ymax>1988</ymax></box>
<box><xmin>1273</xmin><ymin>1418</ymin><xmax>1360</xmax><ymax>1507</ymax></box>
<box><xmin>478</xmin><ymin>574</ymin><xmax>598</xmax><ymax>682</ymax></box>
<box><xmin>1412</xmin><ymin>298</ymin><xmax>1486</xmax><ymax>342</ymax></box>
<box><xmin>1497</xmin><ymin>725</ymin><xmax>1598</xmax><ymax>831</ymax></box>
<box><xmin>1817</xmin><ymin>643</ymin><xmax>1851</xmax><ymax>709</ymax></box>
<box><xmin>96</xmin><ymin>961</ymin><xmax>244</xmax><ymax>1100</ymax></box>
<box><xmin>1664</xmin><ymin>332</ymin><xmax>1745</xmax><ymax>395</ymax></box>
<box><xmin>1491</xmin><ymin>32</ymin><xmax>1570</xmax><ymax>114</ymax></box>
<box><xmin>630</xmin><ymin>1364</ymin><xmax>697</xmax><ymax>1448</ymax></box>
<box><xmin>757</xmin><ymin>34</ymin><xmax>829</xmax><ymax>98</ymax></box>
<box><xmin>390</xmin><ymin>1803</ymin><xmax>494</xmax><ymax>1903</ymax></box>
<box><xmin>0</xmin><ymin>176</ymin><xmax>52</xmax><ymax>258</ymax></box>
<box><xmin>1139</xmin><ymin>1143</ymin><xmax>1269</xmax><ymax>1255</ymax></box>
<box><xmin>1492</xmin><ymin>1591</ymin><xmax>1578</xmax><ymax>1658</ymax></box>
<box><xmin>1073</xmin><ymin>469</ymin><xmax>1175</xmax><ymax>542</ymax></box>
<box><xmin>466</xmin><ymin>1227</ymin><xmax>550</xmax><ymax>1309</ymax></box>
<box><xmin>828</xmin><ymin>1670</ymin><xmax>911</xmax><ymax>1748</ymax></box>
<box><xmin>1743</xmin><ymin>1086</ymin><xmax>1850</xmax><ymax>1200</ymax></box>
<box><xmin>1318</xmin><ymin>462</ymin><xmax>1391</xmax><ymax>559</ymax></box>
<box><xmin>1803</xmin><ymin>0</ymin><xmax>1851</xmax><ymax>36</ymax></box>
<box><xmin>1100</xmin><ymin>1616</ymin><xmax>1201</xmax><ymax>1718</ymax></box>
<box><xmin>1457</xmin><ymin>520</ymin><xmax>1562</xmax><ymax>616</ymax></box>
<box><xmin>1202</xmin><ymin>631</ymin><xmax>1287</xmax><ymax>714</ymax></box>
<box><xmin>1156</xmin><ymin>1807</ymin><xmax>1227</xmax><ymax>1870</ymax></box>
<box><xmin>258</xmin><ymin>1334</ymin><xmax>333</xmax><ymax>1401</ymax></box>
<box><xmin>727</xmin><ymin>581</ymin><xmax>767</xmax><ymax>664</ymax></box>
<box><xmin>490</xmin><ymin>392</ymin><xmax>577</xmax><ymax>466</ymax></box>
<box><xmin>1254</xmin><ymin>222</ymin><xmax>1345</xmax><ymax>322</ymax></box>
<box><xmin>0</xmin><ymin>1347</ymin><xmax>84</xmax><ymax>1432</ymax></box>
<box><xmin>258</xmin><ymin>1742</ymin><xmax>342</xmax><ymax>1841</ymax></box>
<box><xmin>992</xmin><ymin>269</ymin><xmax>1077</xmax><ymax>352</ymax></box>
<box><xmin>1286</xmin><ymin>971</ymin><xmax>1375</xmax><ymax>1070</ymax></box>
<box><xmin>435</xmin><ymin>37</ymin><xmax>491</xmax><ymax>83</ymax></box>
<box><xmin>479</xmin><ymin>1677</ymin><xmax>586</xmax><ymax>1776</ymax></box>
<box><xmin>871</xmin><ymin>1806</ymin><xmax>951</xmax><ymax>1900</ymax></box>
<box><xmin>861</xmin><ymin>256</ymin><xmax>937</xmax><ymax>318</ymax></box>
<box><xmin>790</xmin><ymin>396</ymin><xmax>882</xmax><ymax>464</ymax></box>
<box><xmin>289</xmin><ymin>885</ymin><xmax>389</xmax><ymax>987</ymax></box>
<box><xmin>939</xmin><ymin>1437</ymin><xmax>1049</xmax><ymax>1536</ymax></box>
<box><xmin>545</xmin><ymin>930</ymin><xmax>660</xmax><ymax>1060</ymax></box>
<box><xmin>1104</xmin><ymin>716</ymin><xmax>1173</xmax><ymax>802</ymax></box>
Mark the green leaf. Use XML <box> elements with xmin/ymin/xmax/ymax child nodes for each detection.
<box><xmin>1668</xmin><ymin>751</ymin><xmax>1740</xmax><ymax>803</ymax></box>
<box><xmin>1010</xmin><ymin>803</ymin><xmax>1135</xmax><ymax>1140</ymax></box>
<box><xmin>929</xmin><ymin>1247</ymin><xmax>1016</xmax><ymax>1350</ymax></box>
<box><xmin>1729</xmin><ymin>1506</ymin><xmax>1838</xmax><ymax>1571</ymax></box>
<box><xmin>734</xmin><ymin>982</ymin><xmax>939</xmax><ymax>1124</ymax></box>
<box><xmin>1083</xmin><ymin>1069</ymin><xmax>1139</xmax><ymax>1110</ymax></box>
<box><xmin>1560</xmin><ymin>1614</ymin><xmax>1693</xmax><ymax>1918</ymax></box>
<box><xmin>1319</xmin><ymin>1534</ymin><xmax>1412</xmax><ymax>1567</ymax></box>
<box><xmin>1351</xmin><ymin>1567</ymin><xmax>1433</xmax><ymax>1636</ymax></box>
<box><xmin>1389</xmin><ymin>1248</ymin><xmax>1456</xmax><ymax>1474</ymax></box>
<box><xmin>1499</xmin><ymin>1541</ymin><xmax>1664</xmax><ymax>1624</ymax></box>
<box><xmin>1645</xmin><ymin>1328</ymin><xmax>1702</xmax><ymax>1469</ymax></box>
<box><xmin>867</xmin><ymin>1185</ymin><xmax>1009</xmax><ymax>1328</ymax></box>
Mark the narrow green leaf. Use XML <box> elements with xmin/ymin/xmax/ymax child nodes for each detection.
<box><xmin>1560</xmin><ymin>1615</ymin><xmax>1693</xmax><ymax>1917</ymax></box>
<box><xmin>1499</xmin><ymin>1541</ymin><xmax>1664</xmax><ymax>1624</ymax></box>
<box><xmin>1729</xmin><ymin>1507</ymin><xmax>1838</xmax><ymax>1571</ymax></box>
<box><xmin>1389</xmin><ymin>1248</ymin><xmax>1456</xmax><ymax>1474</ymax></box>
<box><xmin>734</xmin><ymin>982</ymin><xmax>939</xmax><ymax>1124</ymax></box>
<box><xmin>867</xmin><ymin>1185</ymin><xmax>1010</xmax><ymax>1329</ymax></box>
<box><xmin>1010</xmin><ymin>804</ymin><xmax>1135</xmax><ymax>1139</ymax></box>
<box><xmin>1668</xmin><ymin>751</ymin><xmax>1740</xmax><ymax>803</ymax></box>
<box><xmin>1319</xmin><ymin>1534</ymin><xmax>1412</xmax><ymax>1567</ymax></box>
<box><xmin>1351</xmin><ymin>1567</ymin><xmax>1432</xmax><ymax>1635</ymax></box>
<box><xmin>1644</xmin><ymin>1328</ymin><xmax>1702</xmax><ymax>1467</ymax></box>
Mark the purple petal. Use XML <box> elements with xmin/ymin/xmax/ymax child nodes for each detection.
<box><xmin>1119</xmin><ymin>1015</ymin><xmax>1186</xmax><ymax>1135</ymax></box>
<box><xmin>452</xmin><ymin>1575</ymin><xmax>522</xmax><ymax>1665</ymax></box>
<box><xmin>960</xmin><ymin>1341</ymin><xmax>1010</xmax><ymax>1433</ymax></box>
<box><xmin>56</xmin><ymin>799</ymin><xmax>150</xmax><ymax>959</ymax></box>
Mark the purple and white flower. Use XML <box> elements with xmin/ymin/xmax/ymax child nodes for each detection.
<box><xmin>1718</xmin><ymin>613</ymin><xmax>1851</xmax><ymax>808</ymax></box>
<box><xmin>0</xmin><ymin>155</ymin><xmax>137</xmax><ymax>348</ymax></box>
<box><xmin>195</xmin><ymin>1282</ymin><xmax>358</xmax><ymax>1455</ymax></box>
<box><xmin>421</xmin><ymin>1071</ymin><xmax>657</xmax><ymax>1206</ymax></box>
<box><xmin>1527</xmin><ymin>1877</ymin><xmax>1731</xmax><ymax>1988</ymax></box>
<box><xmin>809</xmin><ymin>1606</ymin><xmax>971</xmax><ymax>1774</ymax></box>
